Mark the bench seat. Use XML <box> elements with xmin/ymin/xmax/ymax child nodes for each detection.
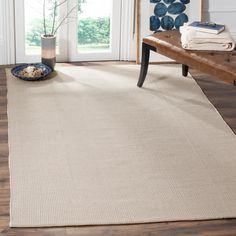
<box><xmin>137</xmin><ymin>30</ymin><xmax>236</xmax><ymax>87</ymax></box>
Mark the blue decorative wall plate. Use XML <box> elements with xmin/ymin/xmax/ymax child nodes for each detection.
<box><xmin>150</xmin><ymin>0</ymin><xmax>190</xmax><ymax>32</ymax></box>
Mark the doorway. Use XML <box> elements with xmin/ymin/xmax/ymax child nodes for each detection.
<box><xmin>14</xmin><ymin>0</ymin><xmax>122</xmax><ymax>63</ymax></box>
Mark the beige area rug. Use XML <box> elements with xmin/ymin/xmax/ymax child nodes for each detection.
<box><xmin>7</xmin><ymin>64</ymin><xmax>236</xmax><ymax>227</ymax></box>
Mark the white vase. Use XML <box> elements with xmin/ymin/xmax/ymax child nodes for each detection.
<box><xmin>41</xmin><ymin>35</ymin><xmax>56</xmax><ymax>70</ymax></box>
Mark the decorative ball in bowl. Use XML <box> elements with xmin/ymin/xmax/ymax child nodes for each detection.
<box><xmin>11</xmin><ymin>63</ymin><xmax>52</xmax><ymax>81</ymax></box>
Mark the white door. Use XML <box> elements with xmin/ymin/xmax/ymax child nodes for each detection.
<box><xmin>15</xmin><ymin>0</ymin><xmax>68</xmax><ymax>63</ymax></box>
<box><xmin>14</xmin><ymin>0</ymin><xmax>121</xmax><ymax>63</ymax></box>
<box><xmin>68</xmin><ymin>0</ymin><xmax>121</xmax><ymax>61</ymax></box>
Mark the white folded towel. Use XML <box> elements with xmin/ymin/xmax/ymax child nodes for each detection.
<box><xmin>180</xmin><ymin>23</ymin><xmax>235</xmax><ymax>51</ymax></box>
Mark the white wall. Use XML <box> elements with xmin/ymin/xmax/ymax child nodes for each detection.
<box><xmin>203</xmin><ymin>0</ymin><xmax>236</xmax><ymax>41</ymax></box>
<box><xmin>0</xmin><ymin>0</ymin><xmax>15</xmax><ymax>65</ymax></box>
<box><xmin>0</xmin><ymin>2</ymin><xmax>5</xmax><ymax>65</ymax></box>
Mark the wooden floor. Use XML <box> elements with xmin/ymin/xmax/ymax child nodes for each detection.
<box><xmin>1</xmin><ymin>63</ymin><xmax>236</xmax><ymax>235</ymax></box>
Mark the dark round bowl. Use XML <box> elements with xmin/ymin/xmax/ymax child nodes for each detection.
<box><xmin>11</xmin><ymin>63</ymin><xmax>52</xmax><ymax>81</ymax></box>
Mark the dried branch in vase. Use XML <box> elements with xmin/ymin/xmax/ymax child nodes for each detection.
<box><xmin>43</xmin><ymin>0</ymin><xmax>86</xmax><ymax>36</ymax></box>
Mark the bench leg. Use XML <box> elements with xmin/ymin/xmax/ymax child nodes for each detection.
<box><xmin>182</xmin><ymin>64</ymin><xmax>189</xmax><ymax>77</ymax></box>
<box><xmin>137</xmin><ymin>43</ymin><xmax>151</xmax><ymax>87</ymax></box>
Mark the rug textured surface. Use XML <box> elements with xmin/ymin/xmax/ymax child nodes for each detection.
<box><xmin>7</xmin><ymin>64</ymin><xmax>236</xmax><ymax>227</ymax></box>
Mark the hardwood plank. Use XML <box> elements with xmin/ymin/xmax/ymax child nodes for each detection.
<box><xmin>2</xmin><ymin>228</ymin><xmax>68</xmax><ymax>236</ymax></box>
<box><xmin>0</xmin><ymin>220</ymin><xmax>9</xmax><ymax>231</ymax></box>
<box><xmin>66</xmin><ymin>220</ymin><xmax>236</xmax><ymax>236</ymax></box>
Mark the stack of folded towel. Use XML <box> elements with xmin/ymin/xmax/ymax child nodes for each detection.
<box><xmin>180</xmin><ymin>23</ymin><xmax>235</xmax><ymax>51</ymax></box>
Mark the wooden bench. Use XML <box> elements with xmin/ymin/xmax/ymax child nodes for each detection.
<box><xmin>137</xmin><ymin>30</ymin><xmax>236</xmax><ymax>87</ymax></box>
